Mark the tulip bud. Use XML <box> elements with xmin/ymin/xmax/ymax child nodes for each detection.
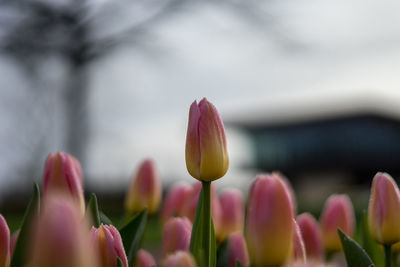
<box><xmin>226</xmin><ymin>232</ymin><xmax>250</xmax><ymax>267</ymax></box>
<box><xmin>90</xmin><ymin>224</ymin><xmax>128</xmax><ymax>267</ymax></box>
<box><xmin>185</xmin><ymin>98</ymin><xmax>229</xmax><ymax>181</ymax></box>
<box><xmin>125</xmin><ymin>159</ymin><xmax>162</xmax><ymax>214</ymax></box>
<box><xmin>43</xmin><ymin>152</ymin><xmax>85</xmax><ymax>214</ymax></box>
<box><xmin>320</xmin><ymin>194</ymin><xmax>355</xmax><ymax>252</ymax></box>
<box><xmin>246</xmin><ymin>174</ymin><xmax>294</xmax><ymax>266</ymax></box>
<box><xmin>161</xmin><ymin>182</ymin><xmax>192</xmax><ymax>224</ymax></box>
<box><xmin>162</xmin><ymin>217</ymin><xmax>192</xmax><ymax>258</ymax></box>
<box><xmin>135</xmin><ymin>249</ymin><xmax>156</xmax><ymax>267</ymax></box>
<box><xmin>31</xmin><ymin>196</ymin><xmax>96</xmax><ymax>267</ymax></box>
<box><xmin>274</xmin><ymin>172</ymin><xmax>297</xmax><ymax>215</ymax></box>
<box><xmin>0</xmin><ymin>215</ymin><xmax>10</xmax><ymax>267</ymax></box>
<box><xmin>163</xmin><ymin>251</ymin><xmax>197</xmax><ymax>267</ymax></box>
<box><xmin>368</xmin><ymin>172</ymin><xmax>400</xmax><ymax>244</ymax></box>
<box><xmin>218</xmin><ymin>189</ymin><xmax>244</xmax><ymax>241</ymax></box>
<box><xmin>293</xmin><ymin>220</ymin><xmax>306</xmax><ymax>262</ymax></box>
<box><xmin>297</xmin><ymin>213</ymin><xmax>323</xmax><ymax>261</ymax></box>
<box><xmin>9</xmin><ymin>230</ymin><xmax>19</xmax><ymax>259</ymax></box>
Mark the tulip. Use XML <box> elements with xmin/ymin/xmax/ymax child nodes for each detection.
<box><xmin>125</xmin><ymin>159</ymin><xmax>162</xmax><ymax>214</ymax></box>
<box><xmin>135</xmin><ymin>249</ymin><xmax>156</xmax><ymax>267</ymax></box>
<box><xmin>90</xmin><ymin>224</ymin><xmax>128</xmax><ymax>267</ymax></box>
<box><xmin>320</xmin><ymin>194</ymin><xmax>355</xmax><ymax>252</ymax></box>
<box><xmin>31</xmin><ymin>196</ymin><xmax>96</xmax><ymax>267</ymax></box>
<box><xmin>185</xmin><ymin>98</ymin><xmax>229</xmax><ymax>181</ymax></box>
<box><xmin>273</xmin><ymin>172</ymin><xmax>297</xmax><ymax>215</ymax></box>
<box><xmin>0</xmin><ymin>215</ymin><xmax>10</xmax><ymax>267</ymax></box>
<box><xmin>293</xmin><ymin>220</ymin><xmax>306</xmax><ymax>262</ymax></box>
<box><xmin>297</xmin><ymin>213</ymin><xmax>324</xmax><ymax>261</ymax></box>
<box><xmin>218</xmin><ymin>188</ymin><xmax>244</xmax><ymax>241</ymax></box>
<box><xmin>163</xmin><ymin>251</ymin><xmax>197</xmax><ymax>267</ymax></box>
<box><xmin>162</xmin><ymin>217</ymin><xmax>192</xmax><ymax>258</ymax></box>
<box><xmin>226</xmin><ymin>232</ymin><xmax>249</xmax><ymax>267</ymax></box>
<box><xmin>246</xmin><ymin>174</ymin><xmax>294</xmax><ymax>266</ymax></box>
<box><xmin>368</xmin><ymin>172</ymin><xmax>400</xmax><ymax>245</ymax></box>
<box><xmin>43</xmin><ymin>152</ymin><xmax>85</xmax><ymax>214</ymax></box>
<box><xmin>161</xmin><ymin>182</ymin><xmax>192</xmax><ymax>224</ymax></box>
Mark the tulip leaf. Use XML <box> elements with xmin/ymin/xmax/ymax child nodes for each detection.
<box><xmin>119</xmin><ymin>209</ymin><xmax>148</xmax><ymax>266</ymax></box>
<box><xmin>86</xmin><ymin>193</ymin><xmax>101</xmax><ymax>227</ymax></box>
<box><xmin>216</xmin><ymin>240</ymin><xmax>229</xmax><ymax>267</ymax></box>
<box><xmin>360</xmin><ymin>210</ymin><xmax>384</xmax><ymax>267</ymax></box>
<box><xmin>338</xmin><ymin>229</ymin><xmax>375</xmax><ymax>267</ymax></box>
<box><xmin>236</xmin><ymin>260</ymin><xmax>243</xmax><ymax>267</ymax></box>
<box><xmin>100</xmin><ymin>211</ymin><xmax>113</xmax><ymax>225</ymax></box>
<box><xmin>210</xmin><ymin>219</ymin><xmax>217</xmax><ymax>267</ymax></box>
<box><xmin>10</xmin><ymin>183</ymin><xmax>40</xmax><ymax>267</ymax></box>
<box><xmin>117</xmin><ymin>257</ymin><xmax>124</xmax><ymax>267</ymax></box>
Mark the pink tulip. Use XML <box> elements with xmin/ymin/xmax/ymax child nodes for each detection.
<box><xmin>125</xmin><ymin>159</ymin><xmax>162</xmax><ymax>214</ymax></box>
<box><xmin>90</xmin><ymin>224</ymin><xmax>128</xmax><ymax>267</ymax></box>
<box><xmin>246</xmin><ymin>174</ymin><xmax>294</xmax><ymax>266</ymax></box>
<box><xmin>135</xmin><ymin>249</ymin><xmax>156</xmax><ymax>267</ymax></box>
<box><xmin>43</xmin><ymin>152</ymin><xmax>85</xmax><ymax>214</ymax></box>
<box><xmin>297</xmin><ymin>213</ymin><xmax>323</xmax><ymax>261</ymax></box>
<box><xmin>9</xmin><ymin>230</ymin><xmax>19</xmax><ymax>259</ymax></box>
<box><xmin>161</xmin><ymin>182</ymin><xmax>192</xmax><ymax>224</ymax></box>
<box><xmin>227</xmin><ymin>232</ymin><xmax>249</xmax><ymax>267</ymax></box>
<box><xmin>162</xmin><ymin>217</ymin><xmax>192</xmax><ymax>258</ymax></box>
<box><xmin>293</xmin><ymin>220</ymin><xmax>306</xmax><ymax>262</ymax></box>
<box><xmin>31</xmin><ymin>196</ymin><xmax>96</xmax><ymax>267</ymax></box>
<box><xmin>0</xmin><ymin>215</ymin><xmax>10</xmax><ymax>267</ymax></box>
<box><xmin>368</xmin><ymin>172</ymin><xmax>400</xmax><ymax>244</ymax></box>
<box><xmin>320</xmin><ymin>194</ymin><xmax>355</xmax><ymax>252</ymax></box>
<box><xmin>185</xmin><ymin>98</ymin><xmax>229</xmax><ymax>181</ymax></box>
<box><xmin>273</xmin><ymin>172</ymin><xmax>297</xmax><ymax>215</ymax></box>
<box><xmin>163</xmin><ymin>251</ymin><xmax>197</xmax><ymax>267</ymax></box>
<box><xmin>218</xmin><ymin>188</ymin><xmax>244</xmax><ymax>241</ymax></box>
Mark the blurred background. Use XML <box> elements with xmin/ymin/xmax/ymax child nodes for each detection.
<box><xmin>1</xmin><ymin>0</ymin><xmax>400</xmax><ymax>234</ymax></box>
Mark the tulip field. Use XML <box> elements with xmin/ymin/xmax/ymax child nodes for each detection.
<box><xmin>0</xmin><ymin>98</ymin><xmax>399</xmax><ymax>267</ymax></box>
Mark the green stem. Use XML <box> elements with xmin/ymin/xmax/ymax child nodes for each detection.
<box><xmin>385</xmin><ymin>244</ymin><xmax>392</xmax><ymax>267</ymax></box>
<box><xmin>202</xmin><ymin>181</ymin><xmax>211</xmax><ymax>267</ymax></box>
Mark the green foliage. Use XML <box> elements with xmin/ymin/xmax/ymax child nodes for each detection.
<box><xmin>86</xmin><ymin>193</ymin><xmax>101</xmax><ymax>227</ymax></box>
<box><xmin>236</xmin><ymin>260</ymin><xmax>243</xmax><ymax>267</ymax></box>
<box><xmin>360</xmin><ymin>210</ymin><xmax>384</xmax><ymax>267</ymax></box>
<box><xmin>338</xmin><ymin>229</ymin><xmax>375</xmax><ymax>267</ymax></box>
<box><xmin>10</xmin><ymin>183</ymin><xmax>40</xmax><ymax>267</ymax></box>
<box><xmin>100</xmin><ymin>211</ymin><xmax>113</xmax><ymax>225</ymax></box>
<box><xmin>119</xmin><ymin>209</ymin><xmax>148</xmax><ymax>266</ymax></box>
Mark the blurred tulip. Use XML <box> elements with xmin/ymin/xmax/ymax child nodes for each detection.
<box><xmin>43</xmin><ymin>152</ymin><xmax>85</xmax><ymax>214</ymax></box>
<box><xmin>90</xmin><ymin>224</ymin><xmax>128</xmax><ymax>267</ymax></box>
<box><xmin>135</xmin><ymin>249</ymin><xmax>156</xmax><ymax>267</ymax></box>
<box><xmin>320</xmin><ymin>194</ymin><xmax>355</xmax><ymax>252</ymax></box>
<box><xmin>368</xmin><ymin>172</ymin><xmax>400</xmax><ymax>245</ymax></box>
<box><xmin>9</xmin><ymin>230</ymin><xmax>19</xmax><ymax>259</ymax></box>
<box><xmin>246</xmin><ymin>174</ymin><xmax>294</xmax><ymax>266</ymax></box>
<box><xmin>0</xmin><ymin>215</ymin><xmax>10</xmax><ymax>267</ymax></box>
<box><xmin>226</xmin><ymin>232</ymin><xmax>249</xmax><ymax>267</ymax></box>
<box><xmin>162</xmin><ymin>217</ymin><xmax>192</xmax><ymax>258</ymax></box>
<box><xmin>218</xmin><ymin>188</ymin><xmax>244</xmax><ymax>241</ymax></box>
<box><xmin>125</xmin><ymin>159</ymin><xmax>162</xmax><ymax>214</ymax></box>
<box><xmin>293</xmin><ymin>220</ymin><xmax>306</xmax><ymax>262</ymax></box>
<box><xmin>272</xmin><ymin>172</ymin><xmax>297</xmax><ymax>215</ymax></box>
<box><xmin>161</xmin><ymin>182</ymin><xmax>192</xmax><ymax>224</ymax></box>
<box><xmin>185</xmin><ymin>98</ymin><xmax>229</xmax><ymax>181</ymax></box>
<box><xmin>31</xmin><ymin>196</ymin><xmax>96</xmax><ymax>267</ymax></box>
<box><xmin>297</xmin><ymin>213</ymin><xmax>324</xmax><ymax>261</ymax></box>
<box><xmin>163</xmin><ymin>251</ymin><xmax>197</xmax><ymax>267</ymax></box>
